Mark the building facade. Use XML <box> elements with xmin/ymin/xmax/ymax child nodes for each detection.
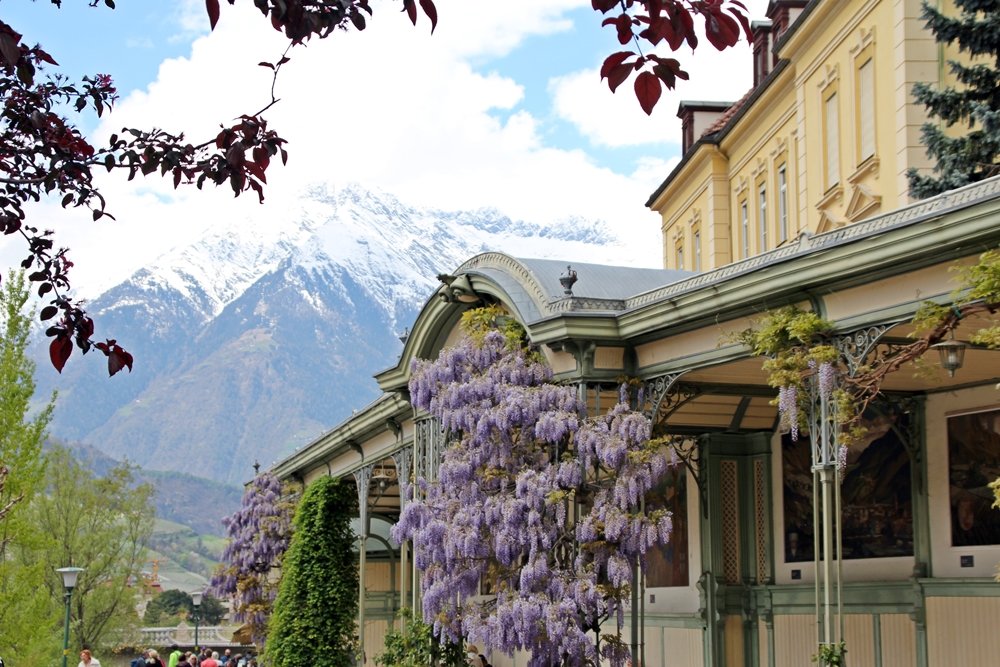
<box><xmin>651</xmin><ymin>0</ymin><xmax>947</xmax><ymax>272</ymax></box>
<box><xmin>270</xmin><ymin>1</ymin><xmax>1000</xmax><ymax>665</ymax></box>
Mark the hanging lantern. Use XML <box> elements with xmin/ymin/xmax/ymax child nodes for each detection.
<box><xmin>932</xmin><ymin>331</ymin><xmax>967</xmax><ymax>377</ymax></box>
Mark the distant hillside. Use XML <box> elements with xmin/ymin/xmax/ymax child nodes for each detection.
<box><xmin>56</xmin><ymin>440</ymin><xmax>242</xmax><ymax>537</ymax></box>
<box><xmin>145</xmin><ymin>518</ymin><xmax>227</xmax><ymax>592</ymax></box>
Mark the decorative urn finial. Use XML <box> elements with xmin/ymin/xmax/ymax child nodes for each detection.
<box><xmin>559</xmin><ymin>265</ymin><xmax>578</xmax><ymax>296</ymax></box>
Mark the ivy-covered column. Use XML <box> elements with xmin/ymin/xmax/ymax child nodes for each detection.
<box><xmin>353</xmin><ymin>464</ymin><xmax>373</xmax><ymax>665</ymax></box>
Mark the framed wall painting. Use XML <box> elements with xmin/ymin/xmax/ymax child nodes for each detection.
<box><xmin>782</xmin><ymin>410</ymin><xmax>914</xmax><ymax>562</ymax></box>
<box><xmin>948</xmin><ymin>407</ymin><xmax>1000</xmax><ymax>546</ymax></box>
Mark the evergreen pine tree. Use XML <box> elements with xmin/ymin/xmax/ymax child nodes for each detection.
<box><xmin>907</xmin><ymin>0</ymin><xmax>1000</xmax><ymax>198</ymax></box>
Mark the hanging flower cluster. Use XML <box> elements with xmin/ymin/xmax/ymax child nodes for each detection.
<box><xmin>737</xmin><ymin>306</ymin><xmax>845</xmax><ymax>442</ymax></box>
<box><xmin>393</xmin><ymin>308</ymin><xmax>673</xmax><ymax>667</ymax></box>
<box><xmin>210</xmin><ymin>472</ymin><xmax>298</xmax><ymax>648</ymax></box>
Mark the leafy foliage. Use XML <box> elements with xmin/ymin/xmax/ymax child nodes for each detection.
<box><xmin>735</xmin><ymin>307</ymin><xmax>856</xmax><ymax>443</ymax></box>
<box><xmin>392</xmin><ymin>308</ymin><xmax>674</xmax><ymax>667</ymax></box>
<box><xmin>740</xmin><ymin>250</ymin><xmax>1000</xmax><ymax>448</ymax></box>
<box><xmin>143</xmin><ymin>589</ymin><xmax>226</xmax><ymax>626</ymax></box>
<box><xmin>22</xmin><ymin>445</ymin><xmax>154</xmax><ymax>657</ymax></box>
<box><xmin>812</xmin><ymin>641</ymin><xmax>847</xmax><ymax>666</ymax></box>
<box><xmin>594</xmin><ymin>0</ymin><xmax>751</xmax><ymax>115</ymax></box>
<box><xmin>374</xmin><ymin>608</ymin><xmax>466</xmax><ymax>667</ymax></box>
<box><xmin>907</xmin><ymin>0</ymin><xmax>1000</xmax><ymax>197</ymax></box>
<box><xmin>0</xmin><ymin>271</ymin><xmax>58</xmax><ymax>664</ymax></box>
<box><xmin>266</xmin><ymin>475</ymin><xmax>359</xmax><ymax>667</ymax></box>
<box><xmin>210</xmin><ymin>472</ymin><xmax>297</xmax><ymax>648</ymax></box>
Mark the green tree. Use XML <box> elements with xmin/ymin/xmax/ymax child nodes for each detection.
<box><xmin>375</xmin><ymin>609</ymin><xmax>466</xmax><ymax>667</ymax></box>
<box><xmin>908</xmin><ymin>0</ymin><xmax>1000</xmax><ymax>198</ymax></box>
<box><xmin>144</xmin><ymin>589</ymin><xmax>226</xmax><ymax>626</ymax></box>
<box><xmin>25</xmin><ymin>445</ymin><xmax>154</xmax><ymax>656</ymax></box>
<box><xmin>267</xmin><ymin>476</ymin><xmax>358</xmax><ymax>667</ymax></box>
<box><xmin>0</xmin><ymin>271</ymin><xmax>58</xmax><ymax>664</ymax></box>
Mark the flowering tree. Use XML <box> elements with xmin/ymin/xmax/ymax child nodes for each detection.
<box><xmin>392</xmin><ymin>308</ymin><xmax>674</xmax><ymax>667</ymax></box>
<box><xmin>210</xmin><ymin>472</ymin><xmax>297</xmax><ymax>648</ymax></box>
<box><xmin>3</xmin><ymin>0</ymin><xmax>748</xmax><ymax>375</ymax></box>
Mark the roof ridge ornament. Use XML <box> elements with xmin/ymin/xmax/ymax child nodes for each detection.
<box><xmin>559</xmin><ymin>265</ymin><xmax>578</xmax><ymax>296</ymax></box>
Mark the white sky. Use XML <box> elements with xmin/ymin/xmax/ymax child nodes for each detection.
<box><xmin>0</xmin><ymin>0</ymin><xmax>769</xmax><ymax>296</ymax></box>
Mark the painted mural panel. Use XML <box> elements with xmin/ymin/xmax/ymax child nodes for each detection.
<box><xmin>782</xmin><ymin>411</ymin><xmax>913</xmax><ymax>562</ymax></box>
<box><xmin>947</xmin><ymin>407</ymin><xmax>1000</xmax><ymax>546</ymax></box>
<box><xmin>645</xmin><ymin>465</ymin><xmax>689</xmax><ymax>586</ymax></box>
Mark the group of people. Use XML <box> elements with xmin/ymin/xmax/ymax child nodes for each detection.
<box><xmin>129</xmin><ymin>645</ymin><xmax>255</xmax><ymax>667</ymax></box>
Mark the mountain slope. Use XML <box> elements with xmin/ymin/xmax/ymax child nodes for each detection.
<box><xmin>36</xmin><ymin>183</ymin><xmax>649</xmax><ymax>485</ymax></box>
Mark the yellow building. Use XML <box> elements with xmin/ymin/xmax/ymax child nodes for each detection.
<box><xmin>651</xmin><ymin>0</ymin><xmax>945</xmax><ymax>272</ymax></box>
<box><xmin>269</xmin><ymin>2</ymin><xmax>1000</xmax><ymax>666</ymax></box>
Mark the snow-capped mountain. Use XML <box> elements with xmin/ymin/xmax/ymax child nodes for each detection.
<box><xmin>36</xmin><ymin>183</ymin><xmax>655</xmax><ymax>485</ymax></box>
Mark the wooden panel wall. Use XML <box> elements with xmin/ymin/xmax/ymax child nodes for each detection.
<box><xmin>879</xmin><ymin>614</ymin><xmax>915</xmax><ymax>667</ymax></box>
<box><xmin>843</xmin><ymin>614</ymin><xmax>875</xmax><ymax>666</ymax></box>
<box><xmin>773</xmin><ymin>614</ymin><xmax>814</xmax><ymax>666</ymax></box>
<box><xmin>724</xmin><ymin>615</ymin><xmax>745</xmax><ymax>667</ymax></box>
<box><xmin>927</xmin><ymin>597</ymin><xmax>1000</xmax><ymax>667</ymax></box>
<box><xmin>365</xmin><ymin>561</ymin><xmax>398</xmax><ymax>592</ymax></box>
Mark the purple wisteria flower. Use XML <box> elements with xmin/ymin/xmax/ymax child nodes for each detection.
<box><xmin>392</xmin><ymin>322</ymin><xmax>675</xmax><ymax>667</ymax></box>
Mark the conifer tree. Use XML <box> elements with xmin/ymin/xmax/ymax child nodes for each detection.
<box><xmin>908</xmin><ymin>0</ymin><xmax>1000</xmax><ymax>198</ymax></box>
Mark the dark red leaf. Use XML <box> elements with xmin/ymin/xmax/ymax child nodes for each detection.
<box><xmin>40</xmin><ymin>305</ymin><xmax>58</xmax><ymax>321</ymax></box>
<box><xmin>34</xmin><ymin>47</ymin><xmax>58</xmax><ymax>66</ymax></box>
<box><xmin>247</xmin><ymin>161</ymin><xmax>267</xmax><ymax>183</ymax></box>
<box><xmin>419</xmin><ymin>0</ymin><xmax>438</xmax><ymax>33</ymax></box>
<box><xmin>592</xmin><ymin>0</ymin><xmax>618</xmax><ymax>12</ymax></box>
<box><xmin>49</xmin><ymin>336</ymin><xmax>73</xmax><ymax>373</ymax></box>
<box><xmin>727</xmin><ymin>4</ymin><xmax>753</xmax><ymax>42</ymax></box>
<box><xmin>634</xmin><ymin>71</ymin><xmax>662</xmax><ymax>115</ymax></box>
<box><xmin>606</xmin><ymin>62</ymin><xmax>635</xmax><ymax>93</ymax></box>
<box><xmin>107</xmin><ymin>347</ymin><xmax>133</xmax><ymax>377</ymax></box>
<box><xmin>614</xmin><ymin>14</ymin><xmax>634</xmax><ymax>45</ymax></box>
<box><xmin>705</xmin><ymin>12</ymin><xmax>739</xmax><ymax>50</ymax></box>
<box><xmin>402</xmin><ymin>0</ymin><xmax>418</xmax><ymax>26</ymax></box>
<box><xmin>206</xmin><ymin>0</ymin><xmax>221</xmax><ymax>30</ymax></box>
<box><xmin>252</xmin><ymin>146</ymin><xmax>270</xmax><ymax>170</ymax></box>
<box><xmin>258</xmin><ymin>61</ymin><xmax>275</xmax><ymax>70</ymax></box>
<box><xmin>600</xmin><ymin>51</ymin><xmax>634</xmax><ymax>80</ymax></box>
<box><xmin>0</xmin><ymin>32</ymin><xmax>19</xmax><ymax>68</ymax></box>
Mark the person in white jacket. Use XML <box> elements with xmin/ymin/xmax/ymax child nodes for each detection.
<box><xmin>78</xmin><ymin>649</ymin><xmax>102</xmax><ymax>667</ymax></box>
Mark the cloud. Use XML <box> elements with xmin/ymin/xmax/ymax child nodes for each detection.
<box><xmin>9</xmin><ymin>1</ymin><xmax>763</xmax><ymax>295</ymax></box>
<box><xmin>74</xmin><ymin>1</ymin><xmax>666</xmax><ymax>283</ymax></box>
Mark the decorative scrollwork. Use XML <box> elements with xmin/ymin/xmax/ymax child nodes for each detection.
<box><xmin>353</xmin><ymin>463</ymin><xmax>374</xmax><ymax>535</ymax></box>
<box><xmin>392</xmin><ymin>445</ymin><xmax>413</xmax><ymax>510</ymax></box>
<box><xmin>835</xmin><ymin>324</ymin><xmax>891</xmax><ymax>376</ymax></box>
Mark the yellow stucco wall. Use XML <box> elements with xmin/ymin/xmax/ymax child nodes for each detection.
<box><xmin>652</xmin><ymin>0</ymin><xmax>969</xmax><ymax>272</ymax></box>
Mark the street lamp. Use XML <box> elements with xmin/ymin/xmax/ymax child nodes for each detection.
<box><xmin>191</xmin><ymin>590</ymin><xmax>203</xmax><ymax>654</ymax></box>
<box><xmin>56</xmin><ymin>566</ymin><xmax>84</xmax><ymax>667</ymax></box>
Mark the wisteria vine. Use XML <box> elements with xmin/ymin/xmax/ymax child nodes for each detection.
<box><xmin>392</xmin><ymin>308</ymin><xmax>674</xmax><ymax>667</ymax></box>
<box><xmin>210</xmin><ymin>472</ymin><xmax>298</xmax><ymax>648</ymax></box>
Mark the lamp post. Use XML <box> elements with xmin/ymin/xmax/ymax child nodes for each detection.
<box><xmin>56</xmin><ymin>566</ymin><xmax>84</xmax><ymax>667</ymax></box>
<box><xmin>191</xmin><ymin>590</ymin><xmax>203</xmax><ymax>654</ymax></box>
